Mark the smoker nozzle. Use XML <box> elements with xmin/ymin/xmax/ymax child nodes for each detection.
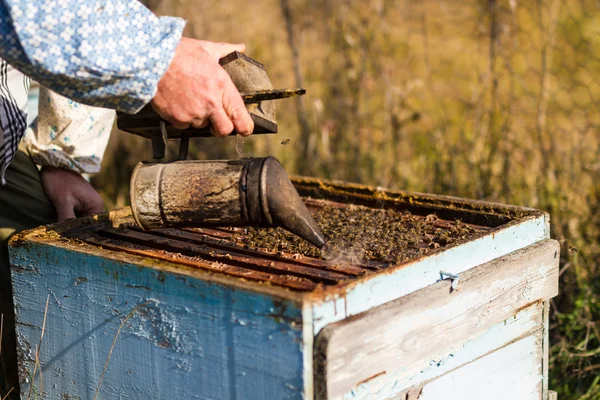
<box><xmin>242</xmin><ymin>157</ymin><xmax>326</xmax><ymax>248</ymax></box>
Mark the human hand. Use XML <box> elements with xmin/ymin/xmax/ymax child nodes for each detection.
<box><xmin>40</xmin><ymin>167</ymin><xmax>105</xmax><ymax>220</ymax></box>
<box><xmin>151</xmin><ymin>38</ymin><xmax>255</xmax><ymax>137</ymax></box>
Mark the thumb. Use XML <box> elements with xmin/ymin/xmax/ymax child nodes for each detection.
<box><xmin>54</xmin><ymin>198</ymin><xmax>77</xmax><ymax>221</ymax></box>
<box><xmin>204</xmin><ymin>42</ymin><xmax>246</xmax><ymax>60</ymax></box>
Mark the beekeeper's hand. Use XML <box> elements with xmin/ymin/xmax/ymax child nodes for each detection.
<box><xmin>41</xmin><ymin>167</ymin><xmax>105</xmax><ymax>220</ymax></box>
<box><xmin>151</xmin><ymin>38</ymin><xmax>254</xmax><ymax>137</ymax></box>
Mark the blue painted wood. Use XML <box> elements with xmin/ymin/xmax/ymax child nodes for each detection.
<box><xmin>10</xmin><ymin>242</ymin><xmax>305</xmax><ymax>400</ymax></box>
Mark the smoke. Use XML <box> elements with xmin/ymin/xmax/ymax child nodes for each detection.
<box><xmin>321</xmin><ymin>240</ymin><xmax>366</xmax><ymax>266</ymax></box>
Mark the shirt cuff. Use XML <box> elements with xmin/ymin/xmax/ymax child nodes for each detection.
<box><xmin>22</xmin><ymin>86</ymin><xmax>115</xmax><ymax>174</ymax></box>
<box><xmin>23</xmin><ymin>117</ymin><xmax>112</xmax><ymax>174</ymax></box>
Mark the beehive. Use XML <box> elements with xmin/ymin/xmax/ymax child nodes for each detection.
<box><xmin>8</xmin><ymin>177</ymin><xmax>559</xmax><ymax>399</ymax></box>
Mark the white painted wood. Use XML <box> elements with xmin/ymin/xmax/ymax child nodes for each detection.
<box><xmin>416</xmin><ymin>333</ymin><xmax>543</xmax><ymax>400</ymax></box>
<box><xmin>342</xmin><ymin>303</ymin><xmax>543</xmax><ymax>400</ymax></box>
<box><xmin>399</xmin><ymin>386</ymin><xmax>424</xmax><ymax>400</ymax></box>
<box><xmin>316</xmin><ymin>239</ymin><xmax>559</xmax><ymax>399</ymax></box>
<box><xmin>312</xmin><ymin>215</ymin><xmax>550</xmax><ymax>334</ymax></box>
<box><xmin>548</xmin><ymin>390</ymin><xmax>558</xmax><ymax>400</ymax></box>
<box><xmin>543</xmin><ymin>300</ymin><xmax>551</xmax><ymax>399</ymax></box>
<box><xmin>303</xmin><ymin>304</ymin><xmax>315</xmax><ymax>400</ymax></box>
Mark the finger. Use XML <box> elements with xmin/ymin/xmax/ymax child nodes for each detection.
<box><xmin>87</xmin><ymin>203</ymin><xmax>105</xmax><ymax>215</ymax></box>
<box><xmin>156</xmin><ymin>114</ymin><xmax>190</xmax><ymax>130</ymax></box>
<box><xmin>160</xmin><ymin>114</ymin><xmax>190</xmax><ymax>130</ymax></box>
<box><xmin>81</xmin><ymin>195</ymin><xmax>105</xmax><ymax>216</ymax></box>
<box><xmin>191</xmin><ymin>119</ymin><xmax>210</xmax><ymax>129</ymax></box>
<box><xmin>205</xmin><ymin>42</ymin><xmax>246</xmax><ymax>60</ymax></box>
<box><xmin>54</xmin><ymin>199</ymin><xmax>77</xmax><ymax>221</ymax></box>
<box><xmin>150</xmin><ymin>103</ymin><xmax>191</xmax><ymax>130</ymax></box>
<box><xmin>209</xmin><ymin>107</ymin><xmax>235</xmax><ymax>137</ymax></box>
<box><xmin>223</xmin><ymin>83</ymin><xmax>254</xmax><ymax>136</ymax></box>
<box><xmin>230</xmin><ymin>108</ymin><xmax>254</xmax><ymax>137</ymax></box>
<box><xmin>170</xmin><ymin>120</ymin><xmax>191</xmax><ymax>130</ymax></box>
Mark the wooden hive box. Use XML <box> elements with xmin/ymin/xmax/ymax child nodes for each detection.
<box><xmin>8</xmin><ymin>177</ymin><xmax>559</xmax><ymax>400</ymax></box>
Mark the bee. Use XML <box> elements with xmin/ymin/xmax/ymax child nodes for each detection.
<box><xmin>425</xmin><ymin>214</ymin><xmax>438</xmax><ymax>223</ymax></box>
<box><xmin>280</xmin><ymin>139</ymin><xmax>291</xmax><ymax>146</ymax></box>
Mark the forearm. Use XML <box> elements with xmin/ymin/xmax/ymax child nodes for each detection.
<box><xmin>22</xmin><ymin>87</ymin><xmax>114</xmax><ymax>174</ymax></box>
<box><xmin>0</xmin><ymin>0</ymin><xmax>185</xmax><ymax>113</ymax></box>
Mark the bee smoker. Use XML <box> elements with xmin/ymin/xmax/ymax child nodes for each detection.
<box><xmin>117</xmin><ymin>51</ymin><xmax>325</xmax><ymax>247</ymax></box>
<box><xmin>129</xmin><ymin>157</ymin><xmax>326</xmax><ymax>248</ymax></box>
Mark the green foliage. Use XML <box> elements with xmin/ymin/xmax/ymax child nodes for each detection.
<box><xmin>95</xmin><ymin>1</ymin><xmax>600</xmax><ymax>397</ymax></box>
<box><xmin>551</xmin><ymin>284</ymin><xmax>600</xmax><ymax>399</ymax></box>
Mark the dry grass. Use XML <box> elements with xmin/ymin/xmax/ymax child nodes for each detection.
<box><xmin>27</xmin><ymin>295</ymin><xmax>49</xmax><ymax>400</ymax></box>
<box><xmin>93</xmin><ymin>302</ymin><xmax>149</xmax><ymax>400</ymax></box>
<box><xmin>1</xmin><ymin>387</ymin><xmax>14</xmax><ymax>400</ymax></box>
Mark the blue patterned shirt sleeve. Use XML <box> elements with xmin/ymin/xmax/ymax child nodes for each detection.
<box><xmin>0</xmin><ymin>0</ymin><xmax>185</xmax><ymax>113</ymax></box>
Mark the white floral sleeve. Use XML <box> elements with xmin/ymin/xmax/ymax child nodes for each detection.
<box><xmin>22</xmin><ymin>86</ymin><xmax>114</xmax><ymax>174</ymax></box>
<box><xmin>0</xmin><ymin>0</ymin><xmax>185</xmax><ymax>113</ymax></box>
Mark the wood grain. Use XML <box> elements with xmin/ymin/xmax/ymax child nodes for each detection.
<box><xmin>10</xmin><ymin>241</ymin><xmax>307</xmax><ymax>400</ymax></box>
<box><xmin>315</xmin><ymin>239</ymin><xmax>559</xmax><ymax>399</ymax></box>
<box><xmin>415</xmin><ymin>332</ymin><xmax>544</xmax><ymax>400</ymax></box>
<box><xmin>543</xmin><ymin>300</ymin><xmax>551</xmax><ymax>399</ymax></box>
<box><xmin>347</xmin><ymin>302</ymin><xmax>543</xmax><ymax>399</ymax></box>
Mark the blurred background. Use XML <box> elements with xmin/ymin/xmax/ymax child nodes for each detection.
<box><xmin>91</xmin><ymin>1</ymin><xmax>600</xmax><ymax>398</ymax></box>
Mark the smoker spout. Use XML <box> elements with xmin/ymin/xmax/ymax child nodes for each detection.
<box><xmin>257</xmin><ymin>157</ymin><xmax>326</xmax><ymax>248</ymax></box>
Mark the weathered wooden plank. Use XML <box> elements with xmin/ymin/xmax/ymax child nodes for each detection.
<box><xmin>10</xmin><ymin>215</ymin><xmax>309</xmax><ymax>303</ymax></box>
<box><xmin>10</xmin><ymin>242</ymin><xmax>307</xmax><ymax>400</ymax></box>
<box><xmin>415</xmin><ymin>332</ymin><xmax>544</xmax><ymax>400</ymax></box>
<box><xmin>341</xmin><ymin>302</ymin><xmax>544</xmax><ymax>400</ymax></box>
<box><xmin>155</xmin><ymin>228</ymin><xmax>373</xmax><ymax>275</ymax></box>
<box><xmin>315</xmin><ymin>239</ymin><xmax>559</xmax><ymax>399</ymax></box>
<box><xmin>400</xmin><ymin>386</ymin><xmax>425</xmax><ymax>400</ymax></box>
<box><xmin>83</xmin><ymin>235</ymin><xmax>319</xmax><ymax>291</ymax></box>
<box><xmin>543</xmin><ymin>300</ymin><xmax>551</xmax><ymax>399</ymax></box>
<box><xmin>548</xmin><ymin>390</ymin><xmax>558</xmax><ymax>400</ymax></box>
<box><xmin>311</xmin><ymin>215</ymin><xmax>550</xmax><ymax>333</ymax></box>
<box><xmin>97</xmin><ymin>228</ymin><xmax>350</xmax><ymax>283</ymax></box>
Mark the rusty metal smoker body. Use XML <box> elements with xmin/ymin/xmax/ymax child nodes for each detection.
<box><xmin>130</xmin><ymin>157</ymin><xmax>326</xmax><ymax>248</ymax></box>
